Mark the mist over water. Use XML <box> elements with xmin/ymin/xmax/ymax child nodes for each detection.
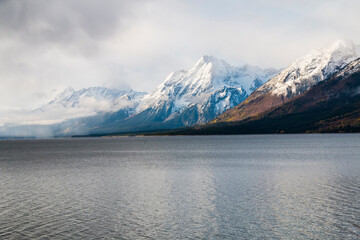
<box><xmin>0</xmin><ymin>135</ymin><xmax>359</xmax><ymax>239</ymax></box>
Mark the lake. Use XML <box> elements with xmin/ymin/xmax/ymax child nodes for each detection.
<box><xmin>0</xmin><ymin>134</ymin><xmax>359</xmax><ymax>239</ymax></box>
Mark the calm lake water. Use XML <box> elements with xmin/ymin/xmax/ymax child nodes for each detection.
<box><xmin>0</xmin><ymin>134</ymin><xmax>359</xmax><ymax>239</ymax></box>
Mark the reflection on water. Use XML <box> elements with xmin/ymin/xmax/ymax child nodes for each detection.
<box><xmin>0</xmin><ymin>134</ymin><xmax>359</xmax><ymax>239</ymax></box>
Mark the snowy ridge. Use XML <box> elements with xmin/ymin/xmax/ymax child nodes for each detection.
<box><xmin>259</xmin><ymin>39</ymin><xmax>360</xmax><ymax>97</ymax></box>
<box><xmin>140</xmin><ymin>55</ymin><xmax>277</xmax><ymax>123</ymax></box>
<box><xmin>334</xmin><ymin>58</ymin><xmax>360</xmax><ymax>78</ymax></box>
<box><xmin>46</xmin><ymin>86</ymin><xmax>146</xmax><ymax>111</ymax></box>
<box><xmin>32</xmin><ymin>87</ymin><xmax>146</xmax><ymax>125</ymax></box>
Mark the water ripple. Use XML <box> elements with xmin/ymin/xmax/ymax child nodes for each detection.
<box><xmin>0</xmin><ymin>135</ymin><xmax>359</xmax><ymax>239</ymax></box>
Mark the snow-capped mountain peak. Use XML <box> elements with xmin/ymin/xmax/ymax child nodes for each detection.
<box><xmin>32</xmin><ymin>87</ymin><xmax>147</xmax><ymax>125</ymax></box>
<box><xmin>143</xmin><ymin>56</ymin><xmax>235</xmax><ymax>109</ymax></box>
<box><xmin>192</xmin><ymin>55</ymin><xmax>229</xmax><ymax>72</ymax></box>
<box><xmin>140</xmin><ymin>55</ymin><xmax>278</xmax><ymax>124</ymax></box>
<box><xmin>195</xmin><ymin>55</ymin><xmax>220</xmax><ymax>65</ymax></box>
<box><xmin>328</xmin><ymin>39</ymin><xmax>356</xmax><ymax>54</ymax></box>
<box><xmin>48</xmin><ymin>87</ymin><xmax>145</xmax><ymax>108</ymax></box>
<box><xmin>259</xmin><ymin>39</ymin><xmax>360</xmax><ymax>97</ymax></box>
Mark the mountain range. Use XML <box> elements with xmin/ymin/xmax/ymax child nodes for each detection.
<box><xmin>58</xmin><ymin>56</ymin><xmax>277</xmax><ymax>135</ymax></box>
<box><xmin>171</xmin><ymin>40</ymin><xmax>360</xmax><ymax>135</ymax></box>
<box><xmin>0</xmin><ymin>56</ymin><xmax>277</xmax><ymax>137</ymax></box>
<box><xmin>213</xmin><ymin>39</ymin><xmax>360</xmax><ymax>123</ymax></box>
<box><xmin>177</xmin><ymin>57</ymin><xmax>360</xmax><ymax>135</ymax></box>
<box><xmin>1</xmin><ymin>39</ymin><xmax>359</xmax><ymax>137</ymax></box>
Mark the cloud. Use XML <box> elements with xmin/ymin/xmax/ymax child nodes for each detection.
<box><xmin>0</xmin><ymin>0</ymin><xmax>146</xmax><ymax>110</ymax></box>
<box><xmin>0</xmin><ymin>0</ymin><xmax>137</xmax><ymax>50</ymax></box>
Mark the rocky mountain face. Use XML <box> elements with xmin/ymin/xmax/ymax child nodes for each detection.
<box><xmin>214</xmin><ymin>40</ymin><xmax>360</xmax><ymax>123</ymax></box>
<box><xmin>133</xmin><ymin>55</ymin><xmax>277</xmax><ymax>128</ymax></box>
<box><xmin>79</xmin><ymin>56</ymin><xmax>278</xmax><ymax>135</ymax></box>
<box><xmin>178</xmin><ymin>57</ymin><xmax>360</xmax><ymax>135</ymax></box>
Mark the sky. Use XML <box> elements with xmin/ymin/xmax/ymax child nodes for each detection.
<box><xmin>1</xmin><ymin>0</ymin><xmax>360</xmax><ymax>112</ymax></box>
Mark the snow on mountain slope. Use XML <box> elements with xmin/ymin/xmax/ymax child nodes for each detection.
<box><xmin>31</xmin><ymin>87</ymin><xmax>146</xmax><ymax>125</ymax></box>
<box><xmin>202</xmin><ymin>58</ymin><xmax>360</xmax><ymax>134</ymax></box>
<box><xmin>259</xmin><ymin>39</ymin><xmax>360</xmax><ymax>98</ymax></box>
<box><xmin>46</xmin><ymin>87</ymin><xmax>145</xmax><ymax>111</ymax></box>
<box><xmin>138</xmin><ymin>55</ymin><xmax>277</xmax><ymax>125</ymax></box>
<box><xmin>214</xmin><ymin>39</ymin><xmax>360</xmax><ymax>123</ymax></box>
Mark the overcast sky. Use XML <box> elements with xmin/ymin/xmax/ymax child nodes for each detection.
<box><xmin>1</xmin><ymin>0</ymin><xmax>360</xmax><ymax>110</ymax></box>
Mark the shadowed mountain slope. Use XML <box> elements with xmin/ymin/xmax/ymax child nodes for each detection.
<box><xmin>213</xmin><ymin>40</ymin><xmax>360</xmax><ymax>123</ymax></box>
<box><xmin>171</xmin><ymin>58</ymin><xmax>360</xmax><ymax>135</ymax></box>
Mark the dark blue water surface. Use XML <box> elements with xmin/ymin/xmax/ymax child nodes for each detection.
<box><xmin>0</xmin><ymin>134</ymin><xmax>359</xmax><ymax>239</ymax></box>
